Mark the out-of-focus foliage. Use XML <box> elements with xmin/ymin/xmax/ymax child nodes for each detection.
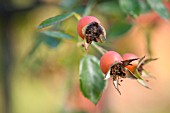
<box><xmin>147</xmin><ymin>0</ymin><xmax>170</xmax><ymax>19</ymax></box>
<box><xmin>107</xmin><ymin>21</ymin><xmax>132</xmax><ymax>38</ymax></box>
<box><xmin>119</xmin><ymin>0</ymin><xmax>141</xmax><ymax>17</ymax></box>
<box><xmin>38</xmin><ymin>13</ymin><xmax>75</xmax><ymax>29</ymax></box>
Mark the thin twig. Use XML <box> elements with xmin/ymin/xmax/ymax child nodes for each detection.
<box><xmin>92</xmin><ymin>42</ymin><xmax>107</xmax><ymax>55</ymax></box>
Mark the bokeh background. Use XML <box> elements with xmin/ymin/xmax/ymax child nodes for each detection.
<box><xmin>1</xmin><ymin>0</ymin><xmax>170</xmax><ymax>113</ymax></box>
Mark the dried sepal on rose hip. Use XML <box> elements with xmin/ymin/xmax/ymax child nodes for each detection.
<box><xmin>100</xmin><ymin>51</ymin><xmax>139</xmax><ymax>95</ymax></box>
<box><xmin>122</xmin><ymin>53</ymin><xmax>158</xmax><ymax>78</ymax></box>
<box><xmin>122</xmin><ymin>53</ymin><xmax>158</xmax><ymax>88</ymax></box>
<box><xmin>77</xmin><ymin>16</ymin><xmax>106</xmax><ymax>49</ymax></box>
<box><xmin>122</xmin><ymin>53</ymin><xmax>139</xmax><ymax>73</ymax></box>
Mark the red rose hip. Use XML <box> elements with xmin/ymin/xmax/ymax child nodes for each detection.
<box><xmin>77</xmin><ymin>16</ymin><xmax>101</xmax><ymax>39</ymax></box>
<box><xmin>77</xmin><ymin>16</ymin><xmax>106</xmax><ymax>49</ymax></box>
<box><xmin>122</xmin><ymin>53</ymin><xmax>139</xmax><ymax>73</ymax></box>
<box><xmin>100</xmin><ymin>51</ymin><xmax>123</xmax><ymax>74</ymax></box>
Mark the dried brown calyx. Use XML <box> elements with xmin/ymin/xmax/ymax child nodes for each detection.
<box><xmin>137</xmin><ymin>57</ymin><xmax>158</xmax><ymax>75</ymax></box>
<box><xmin>82</xmin><ymin>22</ymin><xmax>106</xmax><ymax>49</ymax></box>
<box><xmin>110</xmin><ymin>63</ymin><xmax>126</xmax><ymax>80</ymax></box>
<box><xmin>105</xmin><ymin>58</ymin><xmax>139</xmax><ymax>95</ymax></box>
<box><xmin>109</xmin><ymin>63</ymin><xmax>126</xmax><ymax>95</ymax></box>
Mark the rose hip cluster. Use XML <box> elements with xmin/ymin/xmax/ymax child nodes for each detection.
<box><xmin>100</xmin><ymin>51</ymin><xmax>157</xmax><ymax>94</ymax></box>
<box><xmin>77</xmin><ymin>16</ymin><xmax>157</xmax><ymax>94</ymax></box>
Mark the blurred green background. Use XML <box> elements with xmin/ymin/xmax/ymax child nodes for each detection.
<box><xmin>1</xmin><ymin>0</ymin><xmax>170</xmax><ymax>113</ymax></box>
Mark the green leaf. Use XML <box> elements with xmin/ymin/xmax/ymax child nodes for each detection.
<box><xmin>43</xmin><ymin>37</ymin><xmax>61</xmax><ymax>48</ymax></box>
<box><xmin>138</xmin><ymin>0</ymin><xmax>151</xmax><ymax>13</ymax></box>
<box><xmin>79</xmin><ymin>55</ymin><xmax>106</xmax><ymax>104</ymax></box>
<box><xmin>119</xmin><ymin>0</ymin><xmax>140</xmax><ymax>17</ymax></box>
<box><xmin>147</xmin><ymin>0</ymin><xmax>170</xmax><ymax>19</ymax></box>
<box><xmin>41</xmin><ymin>31</ymin><xmax>72</xmax><ymax>39</ymax></box>
<box><xmin>38</xmin><ymin>13</ymin><xmax>74</xmax><ymax>29</ymax></box>
<box><xmin>107</xmin><ymin>22</ymin><xmax>132</xmax><ymax>38</ymax></box>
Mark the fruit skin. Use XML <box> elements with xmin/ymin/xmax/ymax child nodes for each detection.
<box><xmin>122</xmin><ymin>53</ymin><xmax>139</xmax><ymax>72</ymax></box>
<box><xmin>77</xmin><ymin>16</ymin><xmax>101</xmax><ymax>39</ymax></box>
<box><xmin>100</xmin><ymin>51</ymin><xmax>123</xmax><ymax>74</ymax></box>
